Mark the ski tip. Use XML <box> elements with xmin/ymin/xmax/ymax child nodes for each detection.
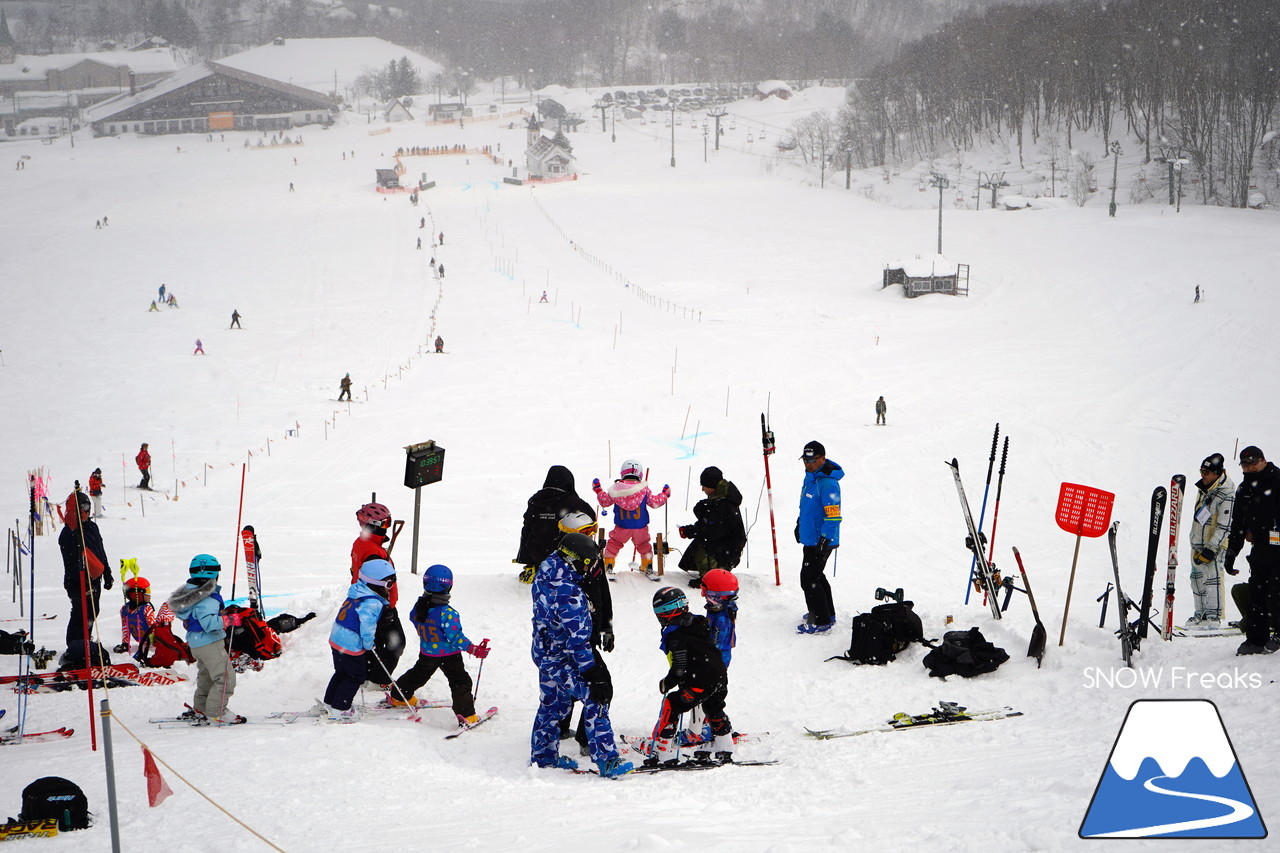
<box><xmin>947</xmin><ymin>458</ymin><xmax>958</xmax><ymax>468</ymax></box>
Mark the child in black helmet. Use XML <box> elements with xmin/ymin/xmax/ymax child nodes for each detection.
<box><xmin>388</xmin><ymin>563</ymin><xmax>489</xmax><ymax>727</ymax></box>
<box><xmin>647</xmin><ymin>586</ymin><xmax>734</xmax><ymax>765</ymax></box>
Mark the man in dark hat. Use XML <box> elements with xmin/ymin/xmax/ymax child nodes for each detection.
<box><xmin>1226</xmin><ymin>446</ymin><xmax>1280</xmax><ymax>654</ymax></box>
<box><xmin>1187</xmin><ymin>453</ymin><xmax>1234</xmax><ymax>631</ymax></box>
<box><xmin>677</xmin><ymin>466</ymin><xmax>747</xmax><ymax>588</ymax></box>
<box><xmin>795</xmin><ymin>441</ymin><xmax>843</xmax><ymax>634</ymax></box>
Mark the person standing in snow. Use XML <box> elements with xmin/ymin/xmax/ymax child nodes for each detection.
<box><xmin>875</xmin><ymin>396</ymin><xmax>887</xmax><ymax>425</ymax></box>
<box><xmin>317</xmin><ymin>559</ymin><xmax>395</xmax><ymax>722</ymax></box>
<box><xmin>168</xmin><ymin>554</ymin><xmax>242</xmax><ymax>723</ymax></box>
<box><xmin>350</xmin><ymin>502</ymin><xmax>404</xmax><ymax>687</ymax></box>
<box><xmin>59</xmin><ymin>491</ymin><xmax>111</xmax><ymax>646</ymax></box>
<box><xmin>230</xmin><ymin>309</ymin><xmax>242</xmax><ymax>329</ymax></box>
<box><xmin>795</xmin><ymin>440</ymin><xmax>842</xmax><ymax>634</ymax></box>
<box><xmin>158</xmin><ymin>284</ymin><xmax>166</xmax><ymax>304</ymax></box>
<box><xmin>677</xmin><ymin>466</ymin><xmax>747</xmax><ymax>588</ymax></box>
<box><xmin>434</xmin><ymin>336</ymin><xmax>444</xmax><ymax>353</ymax></box>
<box><xmin>530</xmin><ymin>533</ymin><xmax>632</xmax><ymax>777</ymax></box>
<box><xmin>593</xmin><ymin>460</ymin><xmax>670</xmax><ymax>578</ymax></box>
<box><xmin>1226</xmin><ymin>446</ymin><xmax>1280</xmax><ymax>655</ymax></box>
<box><xmin>515</xmin><ymin>465</ymin><xmax>595</xmax><ymax>584</ymax></box>
<box><xmin>338</xmin><ymin>373</ymin><xmax>352</xmax><ymax>402</ymax></box>
<box><xmin>136</xmin><ymin>443</ymin><xmax>152</xmax><ymax>490</ymax></box>
<box><xmin>88</xmin><ymin>467</ymin><xmax>105</xmax><ymax>518</ymax></box>
<box><xmin>1187</xmin><ymin>453</ymin><xmax>1235</xmax><ymax>631</ymax></box>
<box><xmin>552</xmin><ymin>512</ymin><xmax>614</xmax><ymax>754</ymax></box>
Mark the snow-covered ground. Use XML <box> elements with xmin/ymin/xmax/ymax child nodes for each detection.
<box><xmin>1</xmin><ymin>91</ymin><xmax>1277</xmax><ymax>852</ymax></box>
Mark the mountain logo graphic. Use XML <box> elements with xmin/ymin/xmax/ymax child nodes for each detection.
<box><xmin>1080</xmin><ymin>699</ymin><xmax>1266</xmax><ymax>838</ymax></box>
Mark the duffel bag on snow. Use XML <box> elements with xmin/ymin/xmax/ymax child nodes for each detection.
<box><xmin>19</xmin><ymin>777</ymin><xmax>89</xmax><ymax>831</ymax></box>
<box><xmin>921</xmin><ymin>627</ymin><xmax>1009</xmax><ymax>679</ymax></box>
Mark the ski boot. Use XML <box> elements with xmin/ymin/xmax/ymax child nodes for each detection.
<box><xmin>603</xmin><ymin>556</ymin><xmax>616</xmax><ymax>579</ymax></box>
<box><xmin>644</xmin><ymin>732</ymin><xmax>679</xmax><ymax>767</ymax></box>
<box><xmin>598</xmin><ymin>756</ymin><xmax>634</xmax><ymax>778</ymax></box>
<box><xmin>712</xmin><ymin>733</ymin><xmax>735</xmax><ymax>764</ymax></box>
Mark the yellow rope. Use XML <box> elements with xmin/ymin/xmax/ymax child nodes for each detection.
<box><xmin>104</xmin><ymin>709</ymin><xmax>287</xmax><ymax>852</ymax></box>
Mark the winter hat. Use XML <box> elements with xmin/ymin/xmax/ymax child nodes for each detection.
<box><xmin>1240</xmin><ymin>446</ymin><xmax>1265</xmax><ymax>464</ymax></box>
<box><xmin>359</xmin><ymin>558</ymin><xmax>396</xmax><ymax>587</ymax></box>
<box><xmin>800</xmin><ymin>440</ymin><xmax>826</xmax><ymax>460</ymax></box>
<box><xmin>1200</xmin><ymin>453</ymin><xmax>1226</xmax><ymax>474</ymax></box>
<box><xmin>620</xmin><ymin>459</ymin><xmax>643</xmax><ymax>480</ymax></box>
<box><xmin>700</xmin><ymin>466</ymin><xmax>723</xmax><ymax>489</ymax></box>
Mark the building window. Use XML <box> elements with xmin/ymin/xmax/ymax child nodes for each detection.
<box><xmin>144</xmin><ymin>122</ymin><xmax>154</xmax><ymax>133</ymax></box>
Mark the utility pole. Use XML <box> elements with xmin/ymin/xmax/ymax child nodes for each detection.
<box><xmin>1108</xmin><ymin>140</ymin><xmax>1122</xmax><ymax>217</ymax></box>
<box><xmin>611</xmin><ymin>106</ymin><xmax>615</xmax><ymax>143</ymax></box>
<box><xmin>670</xmin><ymin>104</ymin><xmax>676</xmax><ymax>168</ymax></box>
<box><xmin>1049</xmin><ymin>156</ymin><xmax>1057</xmax><ymax>197</ymax></box>
<box><xmin>707</xmin><ymin>107</ymin><xmax>727</xmax><ymax>151</ymax></box>
<box><xmin>930</xmin><ymin>172</ymin><xmax>950</xmax><ymax>255</ymax></box>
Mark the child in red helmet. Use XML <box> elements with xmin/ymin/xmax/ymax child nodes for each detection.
<box><xmin>351</xmin><ymin>502</ymin><xmax>397</xmax><ymax>606</ymax></box>
<box><xmin>113</xmin><ymin>574</ymin><xmax>174</xmax><ymax>655</ymax></box>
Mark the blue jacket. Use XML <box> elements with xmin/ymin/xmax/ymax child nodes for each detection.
<box><xmin>705</xmin><ymin>604</ymin><xmax>737</xmax><ymax>668</ymax></box>
<box><xmin>329</xmin><ymin>580</ymin><xmax>386</xmax><ymax>655</ymax></box>
<box><xmin>798</xmin><ymin>460</ymin><xmax>844</xmax><ymax>547</ymax></box>
<box><xmin>167</xmin><ymin>579</ymin><xmax>226</xmax><ymax>650</ymax></box>
<box><xmin>410</xmin><ymin>597</ymin><xmax>471</xmax><ymax>657</ymax></box>
<box><xmin>530</xmin><ymin>552</ymin><xmax>595</xmax><ymax>674</ymax></box>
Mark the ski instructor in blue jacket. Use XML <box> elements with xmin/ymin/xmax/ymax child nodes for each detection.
<box><xmin>796</xmin><ymin>440</ymin><xmax>843</xmax><ymax>634</ymax></box>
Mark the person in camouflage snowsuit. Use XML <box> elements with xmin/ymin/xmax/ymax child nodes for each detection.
<box><xmin>529</xmin><ymin>533</ymin><xmax>631</xmax><ymax>777</ymax></box>
<box><xmin>1187</xmin><ymin>453</ymin><xmax>1235</xmax><ymax>629</ymax></box>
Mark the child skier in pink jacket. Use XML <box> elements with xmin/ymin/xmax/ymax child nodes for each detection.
<box><xmin>594</xmin><ymin>459</ymin><xmax>670</xmax><ymax>577</ymax></box>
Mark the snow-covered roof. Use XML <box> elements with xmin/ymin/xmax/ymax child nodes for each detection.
<box><xmin>0</xmin><ymin>48</ymin><xmax>179</xmax><ymax>83</ymax></box>
<box><xmin>890</xmin><ymin>254</ymin><xmax>956</xmax><ymax>277</ymax></box>
<box><xmin>756</xmin><ymin>80</ymin><xmax>794</xmax><ymax>95</ymax></box>
<box><xmin>218</xmin><ymin>37</ymin><xmax>442</xmax><ymax>96</ymax></box>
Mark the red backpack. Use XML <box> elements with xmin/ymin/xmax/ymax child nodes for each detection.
<box><xmin>223</xmin><ymin>605</ymin><xmax>282</xmax><ymax>660</ymax></box>
<box><xmin>136</xmin><ymin>622</ymin><xmax>193</xmax><ymax>668</ymax></box>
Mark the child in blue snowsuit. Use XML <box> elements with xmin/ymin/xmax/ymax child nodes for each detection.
<box><xmin>390</xmin><ymin>564</ymin><xmax>488</xmax><ymax>726</ymax></box>
<box><xmin>322</xmin><ymin>559</ymin><xmax>394</xmax><ymax>721</ymax></box>
<box><xmin>530</xmin><ymin>533</ymin><xmax>632</xmax><ymax>777</ymax></box>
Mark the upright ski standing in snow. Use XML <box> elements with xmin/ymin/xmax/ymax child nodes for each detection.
<box><xmin>241</xmin><ymin>526</ymin><xmax>262</xmax><ymax>614</ymax></box>
<box><xmin>1107</xmin><ymin>522</ymin><xmax>1137</xmax><ymax>667</ymax></box>
<box><xmin>1162</xmin><ymin>475</ymin><xmax>1186</xmax><ymax>641</ymax></box>
<box><xmin>1137</xmin><ymin>486</ymin><xmax>1167</xmax><ymax>640</ymax></box>
<box><xmin>947</xmin><ymin>459</ymin><xmax>1002</xmax><ymax>620</ymax></box>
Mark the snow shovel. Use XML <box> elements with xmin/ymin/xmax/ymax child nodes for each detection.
<box><xmin>1012</xmin><ymin>547</ymin><xmax>1046</xmax><ymax>668</ymax></box>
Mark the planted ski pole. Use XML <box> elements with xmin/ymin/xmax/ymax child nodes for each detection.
<box><xmin>1108</xmin><ymin>521</ymin><xmax>1136</xmax><ymax>667</ymax></box>
<box><xmin>472</xmin><ymin>638</ymin><xmax>490</xmax><ymax>701</ymax></box>
<box><xmin>964</xmin><ymin>424</ymin><xmax>1000</xmax><ymax>604</ymax></box>
<box><xmin>761</xmin><ymin>413</ymin><xmax>781</xmax><ymax>586</ymax></box>
<box><xmin>1097</xmin><ymin>583</ymin><xmax>1113</xmax><ymax>628</ymax></box>
<box><xmin>1053</xmin><ymin>482</ymin><xmax>1115</xmax><ymax>647</ymax></box>
<box><xmin>982</xmin><ymin>436</ymin><xmax>1011</xmax><ymax>607</ymax></box>
<box><xmin>1137</xmin><ymin>486</ymin><xmax>1167</xmax><ymax>640</ymax></box>
<box><xmin>1012</xmin><ymin>547</ymin><xmax>1047</xmax><ymax>667</ymax></box>
<box><xmin>230</xmin><ymin>463</ymin><xmax>246</xmax><ymax>601</ymax></box>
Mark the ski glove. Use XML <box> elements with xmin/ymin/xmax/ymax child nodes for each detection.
<box><xmin>222</xmin><ymin>612</ymin><xmax>242</xmax><ymax>628</ymax></box>
<box><xmin>1193</xmin><ymin>547</ymin><xmax>1215</xmax><ymax>565</ymax></box>
<box><xmin>102</xmin><ymin>572</ymin><xmax>114</xmax><ymax>591</ymax></box>
<box><xmin>592</xmin><ymin>478</ymin><xmax>602</xmax><ymax>491</ymax></box>
<box><xmin>1224</xmin><ymin>550</ymin><xmax>1238</xmax><ymax>574</ymax></box>
<box><xmin>678</xmin><ymin>525</ymin><xmax>694</xmax><ymax>539</ymax></box>
<box><xmin>112</xmin><ymin>643</ymin><xmax>129</xmax><ymax>655</ymax></box>
<box><xmin>817</xmin><ymin>536</ymin><xmax>834</xmax><ymax>552</ymax></box>
<box><xmin>600</xmin><ymin>629</ymin><xmax>615</xmax><ymax>653</ymax></box>
<box><xmin>794</xmin><ymin>522</ymin><xmax>800</xmax><ymax>544</ymax></box>
<box><xmin>466</xmin><ymin>643</ymin><xmax>490</xmax><ymax>659</ymax></box>
<box><xmin>661</xmin><ymin>485</ymin><xmax>670</xmax><ymax>495</ymax></box>
<box><xmin>583</xmin><ymin>664</ymin><xmax>612</xmax><ymax>704</ymax></box>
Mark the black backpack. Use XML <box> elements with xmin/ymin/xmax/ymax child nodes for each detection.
<box><xmin>921</xmin><ymin>627</ymin><xmax>1010</xmax><ymax>679</ymax></box>
<box><xmin>20</xmin><ymin>777</ymin><xmax>89</xmax><ymax>831</ymax></box>
<box><xmin>832</xmin><ymin>601</ymin><xmax>925</xmax><ymax>665</ymax></box>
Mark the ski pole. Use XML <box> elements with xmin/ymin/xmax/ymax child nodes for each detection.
<box><xmin>368</xmin><ymin>646</ymin><xmax>420</xmax><ymax>722</ymax></box>
<box><xmin>230</xmin><ymin>463</ymin><xmax>246</xmax><ymax>601</ymax></box>
<box><xmin>964</xmin><ymin>424</ymin><xmax>999</xmax><ymax>604</ymax></box>
<box><xmin>1097</xmin><ymin>583</ymin><xmax>1113</xmax><ymax>628</ymax></box>
<box><xmin>761</xmin><ymin>414</ymin><xmax>781</xmax><ymax>586</ymax></box>
<box><xmin>981</xmin><ymin>437</ymin><xmax>1010</xmax><ymax>605</ymax></box>
<box><xmin>472</xmin><ymin>638</ymin><xmax>490</xmax><ymax>701</ymax></box>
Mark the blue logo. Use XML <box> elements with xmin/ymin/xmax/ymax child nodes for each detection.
<box><xmin>1080</xmin><ymin>699</ymin><xmax>1266</xmax><ymax>838</ymax></box>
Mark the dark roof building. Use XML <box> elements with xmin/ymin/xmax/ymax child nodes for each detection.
<box><xmin>85</xmin><ymin>60</ymin><xmax>337</xmax><ymax>136</ymax></box>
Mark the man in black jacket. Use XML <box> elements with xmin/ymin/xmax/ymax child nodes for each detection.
<box><xmin>1225</xmin><ymin>446</ymin><xmax>1280</xmax><ymax>655</ymax></box>
<box><xmin>678</xmin><ymin>466</ymin><xmax>746</xmax><ymax>588</ymax></box>
<box><xmin>516</xmin><ymin>465</ymin><xmax>595</xmax><ymax>584</ymax></box>
<box><xmin>59</xmin><ymin>492</ymin><xmax>112</xmax><ymax>646</ymax></box>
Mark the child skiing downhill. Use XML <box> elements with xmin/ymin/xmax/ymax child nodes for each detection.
<box><xmin>593</xmin><ymin>459</ymin><xmax>670</xmax><ymax>577</ymax></box>
<box><xmin>168</xmin><ymin>555</ymin><xmax>242</xmax><ymax>724</ymax></box>
<box><xmin>388</xmin><ymin>564</ymin><xmax>489</xmax><ymax>726</ymax></box>
<box><xmin>530</xmin><ymin>533</ymin><xmax>633</xmax><ymax>778</ymax></box>
<box><xmin>318</xmin><ymin>559</ymin><xmax>395</xmax><ymax>722</ymax></box>
<box><xmin>647</xmin><ymin>587</ymin><xmax>734</xmax><ymax>766</ymax></box>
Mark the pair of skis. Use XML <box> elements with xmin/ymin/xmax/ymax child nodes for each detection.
<box><xmin>806</xmin><ymin>702</ymin><xmax>1023</xmax><ymax>739</ymax></box>
<box><xmin>948</xmin><ymin>456</ymin><xmax>1003</xmax><ymax>620</ymax></box>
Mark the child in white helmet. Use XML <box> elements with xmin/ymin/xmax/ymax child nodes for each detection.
<box><xmin>593</xmin><ymin>459</ymin><xmax>670</xmax><ymax>577</ymax></box>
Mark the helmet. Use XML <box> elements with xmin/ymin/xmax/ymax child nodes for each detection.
<box><xmin>423</xmin><ymin>564</ymin><xmax>454</xmax><ymax>593</ymax></box>
<box><xmin>620</xmin><ymin>459</ymin><xmax>643</xmax><ymax>480</ymax></box>
<box><xmin>356</xmin><ymin>502</ymin><xmax>391</xmax><ymax>529</ymax></box>
<box><xmin>700</xmin><ymin>569</ymin><xmax>739</xmax><ymax>597</ymax></box>
<box><xmin>653</xmin><ymin>587</ymin><xmax>689</xmax><ymax>621</ymax></box>
<box><xmin>557</xmin><ymin>532</ymin><xmax>600</xmax><ymax>572</ymax></box>
<box><xmin>124</xmin><ymin>576</ymin><xmax>151</xmax><ymax>602</ymax></box>
<box><xmin>358</xmin><ymin>558</ymin><xmax>396</xmax><ymax>587</ymax></box>
<box><xmin>1200</xmin><ymin>453</ymin><xmax>1226</xmax><ymax>474</ymax></box>
<box><xmin>188</xmin><ymin>554</ymin><xmax>221</xmax><ymax>580</ymax></box>
<box><xmin>558</xmin><ymin>510</ymin><xmax>597</xmax><ymax>537</ymax></box>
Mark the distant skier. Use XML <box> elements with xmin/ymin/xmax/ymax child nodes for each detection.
<box><xmin>875</xmin><ymin>396</ymin><xmax>887</xmax><ymax>425</ymax></box>
<box><xmin>88</xmin><ymin>467</ymin><xmax>105</xmax><ymax>518</ymax></box>
<box><xmin>230</xmin><ymin>309</ymin><xmax>242</xmax><ymax>329</ymax></box>
<box><xmin>338</xmin><ymin>373</ymin><xmax>352</xmax><ymax>402</ymax></box>
<box><xmin>158</xmin><ymin>284</ymin><xmax>166</xmax><ymax>303</ymax></box>
<box><xmin>420</xmin><ymin>217</ymin><xmax>425</xmax><ymax>229</ymax></box>
<box><xmin>194</xmin><ymin>338</ymin><xmax>204</xmax><ymax>355</ymax></box>
<box><xmin>434</xmin><ymin>336</ymin><xmax>444</xmax><ymax>353</ymax></box>
<box><xmin>438</xmin><ymin>263</ymin><xmax>445</xmax><ymax>279</ymax></box>
<box><xmin>136</xmin><ymin>443</ymin><xmax>152</xmax><ymax>490</ymax></box>
<box><xmin>148</xmin><ymin>300</ymin><xmax>159</xmax><ymax>312</ymax></box>
<box><xmin>417</xmin><ymin>237</ymin><xmax>422</xmax><ymax>250</ymax></box>
<box><xmin>539</xmin><ymin>291</ymin><xmax>549</xmax><ymax>303</ymax></box>
<box><xmin>438</xmin><ymin>231</ymin><xmax>444</xmax><ymax>245</ymax></box>
<box><xmin>1194</xmin><ymin>285</ymin><xmax>1201</xmax><ymax>303</ymax></box>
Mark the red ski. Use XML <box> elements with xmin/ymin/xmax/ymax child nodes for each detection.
<box><xmin>1</xmin><ymin>727</ymin><xmax>75</xmax><ymax>745</ymax></box>
<box><xmin>1</xmin><ymin>663</ymin><xmax>187</xmax><ymax>689</ymax></box>
<box><xmin>241</xmin><ymin>526</ymin><xmax>262</xmax><ymax>614</ymax></box>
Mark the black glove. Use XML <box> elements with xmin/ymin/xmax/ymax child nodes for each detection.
<box><xmin>658</xmin><ymin>676</ymin><xmax>669</xmax><ymax>694</ymax></box>
<box><xmin>794</xmin><ymin>522</ymin><xmax>801</xmax><ymax>544</ymax></box>
<box><xmin>21</xmin><ymin>641</ymin><xmax>35</xmax><ymax>657</ymax></box>
<box><xmin>583</xmin><ymin>665</ymin><xmax>612</xmax><ymax>704</ymax></box>
<box><xmin>103</xmin><ymin>572</ymin><xmax>114</xmax><ymax>591</ymax></box>
<box><xmin>1193</xmin><ymin>547</ymin><xmax>1214</xmax><ymax>566</ymax></box>
<box><xmin>1224</xmin><ymin>550</ymin><xmax>1237</xmax><ymax>574</ymax></box>
<box><xmin>678</xmin><ymin>525</ymin><xmax>693</xmax><ymax>539</ymax></box>
<box><xmin>600</xmin><ymin>629</ymin><xmax>615</xmax><ymax>654</ymax></box>
<box><xmin>113</xmin><ymin>643</ymin><xmax>128</xmax><ymax>655</ymax></box>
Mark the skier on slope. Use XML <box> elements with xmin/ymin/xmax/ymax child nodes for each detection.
<box><xmin>387</xmin><ymin>564</ymin><xmax>488</xmax><ymax>727</ymax></box>
<box><xmin>338</xmin><ymin>373</ymin><xmax>352</xmax><ymax>402</ymax></box>
<box><xmin>593</xmin><ymin>459</ymin><xmax>670</xmax><ymax>578</ymax></box>
<box><xmin>88</xmin><ymin>468</ymin><xmax>105</xmax><ymax>518</ymax></box>
<box><xmin>136</xmin><ymin>443</ymin><xmax>152</xmax><ymax>490</ymax></box>
<box><xmin>168</xmin><ymin>554</ymin><xmax>242</xmax><ymax>724</ymax></box>
<box><xmin>677</xmin><ymin>466</ymin><xmax>746</xmax><ymax>588</ymax></box>
<box><xmin>645</xmin><ymin>587</ymin><xmax>735</xmax><ymax>766</ymax></box>
<box><xmin>515</xmin><ymin>465</ymin><xmax>595</xmax><ymax>584</ymax></box>
<box><xmin>1186</xmin><ymin>453</ymin><xmax>1235</xmax><ymax>631</ymax></box>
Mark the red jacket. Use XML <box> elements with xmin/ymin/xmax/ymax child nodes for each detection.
<box><xmin>136</xmin><ymin>449</ymin><xmax>151</xmax><ymax>472</ymax></box>
<box><xmin>351</xmin><ymin>532</ymin><xmax>396</xmax><ymax>605</ymax></box>
<box><xmin>89</xmin><ymin>474</ymin><xmax>104</xmax><ymax>496</ymax></box>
